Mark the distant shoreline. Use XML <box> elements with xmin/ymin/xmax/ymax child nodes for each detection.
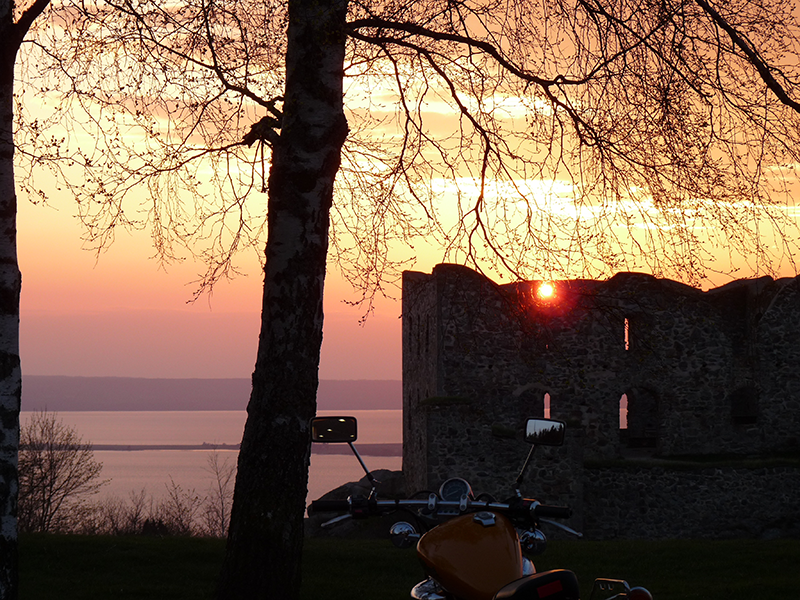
<box><xmin>93</xmin><ymin>443</ymin><xmax>242</xmax><ymax>451</ymax></box>
<box><xmin>310</xmin><ymin>443</ymin><xmax>402</xmax><ymax>457</ymax></box>
<box><xmin>21</xmin><ymin>408</ymin><xmax>402</xmax><ymax>413</ymax></box>
<box><xmin>92</xmin><ymin>442</ymin><xmax>403</xmax><ymax>457</ymax></box>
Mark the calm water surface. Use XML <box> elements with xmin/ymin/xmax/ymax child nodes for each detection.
<box><xmin>21</xmin><ymin>410</ymin><xmax>402</xmax><ymax>504</ymax></box>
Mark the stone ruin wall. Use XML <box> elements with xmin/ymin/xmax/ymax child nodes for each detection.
<box><xmin>402</xmin><ymin>264</ymin><xmax>800</xmax><ymax>539</ymax></box>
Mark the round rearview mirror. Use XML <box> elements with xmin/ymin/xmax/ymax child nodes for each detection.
<box><xmin>310</xmin><ymin>416</ymin><xmax>357</xmax><ymax>443</ymax></box>
<box><xmin>524</xmin><ymin>418</ymin><xmax>566</xmax><ymax>446</ymax></box>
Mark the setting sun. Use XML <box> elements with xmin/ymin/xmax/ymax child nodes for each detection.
<box><xmin>537</xmin><ymin>282</ymin><xmax>555</xmax><ymax>300</ymax></box>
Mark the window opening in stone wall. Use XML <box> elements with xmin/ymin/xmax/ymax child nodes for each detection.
<box><xmin>544</xmin><ymin>393</ymin><xmax>551</xmax><ymax>419</ymax></box>
<box><xmin>619</xmin><ymin>394</ymin><xmax>628</xmax><ymax>429</ymax></box>
<box><xmin>624</xmin><ymin>318</ymin><xmax>630</xmax><ymax>351</ymax></box>
<box><xmin>624</xmin><ymin>387</ymin><xmax>659</xmax><ymax>449</ymax></box>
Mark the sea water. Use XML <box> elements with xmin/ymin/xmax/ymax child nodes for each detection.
<box><xmin>20</xmin><ymin>409</ymin><xmax>402</xmax><ymax>505</ymax></box>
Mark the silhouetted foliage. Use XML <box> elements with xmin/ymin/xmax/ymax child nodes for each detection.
<box><xmin>18</xmin><ymin>411</ymin><xmax>106</xmax><ymax>533</ymax></box>
<box><xmin>15</xmin><ymin>0</ymin><xmax>800</xmax><ymax>598</ymax></box>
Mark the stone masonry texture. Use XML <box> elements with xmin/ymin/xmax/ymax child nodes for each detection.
<box><xmin>402</xmin><ymin>264</ymin><xmax>800</xmax><ymax>539</ymax></box>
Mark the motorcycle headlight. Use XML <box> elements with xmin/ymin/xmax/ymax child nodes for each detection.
<box><xmin>389</xmin><ymin>521</ymin><xmax>420</xmax><ymax>549</ymax></box>
<box><xmin>519</xmin><ymin>528</ymin><xmax>547</xmax><ymax>555</ymax></box>
<box><xmin>628</xmin><ymin>587</ymin><xmax>654</xmax><ymax>600</ymax></box>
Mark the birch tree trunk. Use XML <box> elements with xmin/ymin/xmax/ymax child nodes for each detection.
<box><xmin>217</xmin><ymin>0</ymin><xmax>349</xmax><ymax>597</ymax></box>
<box><xmin>0</xmin><ymin>3</ymin><xmax>23</xmax><ymax>597</ymax></box>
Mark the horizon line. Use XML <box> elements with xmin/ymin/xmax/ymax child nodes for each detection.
<box><xmin>23</xmin><ymin>374</ymin><xmax>401</xmax><ymax>381</ymax></box>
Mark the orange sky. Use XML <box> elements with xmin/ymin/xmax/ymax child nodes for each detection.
<box><xmin>17</xmin><ymin>178</ymin><xmax>799</xmax><ymax>381</ymax></box>
<box><xmin>15</xmin><ymin>37</ymin><xmax>799</xmax><ymax>382</ymax></box>
<box><xmin>18</xmin><ymin>197</ymin><xmax>405</xmax><ymax>380</ymax></box>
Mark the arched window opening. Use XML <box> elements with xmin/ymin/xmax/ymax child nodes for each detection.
<box><xmin>544</xmin><ymin>393</ymin><xmax>551</xmax><ymax>419</ymax></box>
<box><xmin>619</xmin><ymin>394</ymin><xmax>628</xmax><ymax>429</ymax></box>
<box><xmin>624</xmin><ymin>317</ymin><xmax>630</xmax><ymax>351</ymax></box>
<box><xmin>624</xmin><ymin>387</ymin><xmax>659</xmax><ymax>449</ymax></box>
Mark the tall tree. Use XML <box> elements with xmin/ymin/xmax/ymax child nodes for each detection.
<box><xmin>0</xmin><ymin>1</ymin><xmax>52</xmax><ymax>597</ymax></box>
<box><xmin>18</xmin><ymin>0</ymin><xmax>800</xmax><ymax>598</ymax></box>
<box><xmin>216</xmin><ymin>0</ymin><xmax>348</xmax><ymax>595</ymax></box>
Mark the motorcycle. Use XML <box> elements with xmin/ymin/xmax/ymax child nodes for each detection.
<box><xmin>308</xmin><ymin>415</ymin><xmax>653</xmax><ymax>600</ymax></box>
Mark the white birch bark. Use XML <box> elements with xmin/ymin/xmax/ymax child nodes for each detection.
<box><xmin>0</xmin><ymin>0</ymin><xmax>50</xmax><ymax>595</ymax></box>
<box><xmin>0</xmin><ymin>0</ymin><xmax>20</xmax><ymax>593</ymax></box>
<box><xmin>217</xmin><ymin>0</ymin><xmax>350</xmax><ymax>598</ymax></box>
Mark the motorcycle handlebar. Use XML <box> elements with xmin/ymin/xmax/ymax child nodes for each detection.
<box><xmin>309</xmin><ymin>499</ymin><xmax>351</xmax><ymax>513</ymax></box>
<box><xmin>532</xmin><ymin>504</ymin><xmax>572</xmax><ymax>519</ymax></box>
<box><xmin>308</xmin><ymin>496</ymin><xmax>572</xmax><ymax>521</ymax></box>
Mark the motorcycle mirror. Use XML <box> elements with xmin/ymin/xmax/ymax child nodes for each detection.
<box><xmin>515</xmin><ymin>418</ymin><xmax>567</xmax><ymax>493</ymax></box>
<box><xmin>310</xmin><ymin>416</ymin><xmax>379</xmax><ymax>496</ymax></box>
<box><xmin>524</xmin><ymin>418</ymin><xmax>566</xmax><ymax>446</ymax></box>
<box><xmin>310</xmin><ymin>416</ymin><xmax>358</xmax><ymax>443</ymax></box>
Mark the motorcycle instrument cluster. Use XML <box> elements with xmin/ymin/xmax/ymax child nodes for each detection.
<box><xmin>439</xmin><ymin>477</ymin><xmax>473</xmax><ymax>502</ymax></box>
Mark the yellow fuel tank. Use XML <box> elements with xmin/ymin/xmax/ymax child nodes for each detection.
<box><xmin>416</xmin><ymin>512</ymin><xmax>524</xmax><ymax>600</ymax></box>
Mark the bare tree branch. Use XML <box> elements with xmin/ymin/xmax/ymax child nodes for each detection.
<box><xmin>695</xmin><ymin>0</ymin><xmax>800</xmax><ymax>114</ymax></box>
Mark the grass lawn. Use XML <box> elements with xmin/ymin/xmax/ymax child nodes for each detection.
<box><xmin>20</xmin><ymin>534</ymin><xmax>800</xmax><ymax>599</ymax></box>
<box><xmin>20</xmin><ymin>534</ymin><xmax>224</xmax><ymax>600</ymax></box>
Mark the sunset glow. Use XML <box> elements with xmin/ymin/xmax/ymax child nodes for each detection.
<box><xmin>537</xmin><ymin>282</ymin><xmax>555</xmax><ymax>300</ymax></box>
<box><xmin>14</xmin><ymin>10</ymin><xmax>800</xmax><ymax>384</ymax></box>
<box><xmin>17</xmin><ymin>197</ymin><xmax>404</xmax><ymax>380</ymax></box>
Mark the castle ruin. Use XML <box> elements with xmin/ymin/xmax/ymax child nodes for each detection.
<box><xmin>402</xmin><ymin>264</ymin><xmax>800</xmax><ymax>539</ymax></box>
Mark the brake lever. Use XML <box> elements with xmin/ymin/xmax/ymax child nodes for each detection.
<box><xmin>321</xmin><ymin>514</ymin><xmax>353</xmax><ymax>528</ymax></box>
<box><xmin>539</xmin><ymin>518</ymin><xmax>583</xmax><ymax>538</ymax></box>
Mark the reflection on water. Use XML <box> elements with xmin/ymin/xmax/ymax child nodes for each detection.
<box><xmin>95</xmin><ymin>450</ymin><xmax>402</xmax><ymax>504</ymax></box>
<box><xmin>22</xmin><ymin>409</ymin><xmax>401</xmax><ymax>446</ymax></box>
<box><xmin>21</xmin><ymin>410</ymin><xmax>402</xmax><ymax>504</ymax></box>
<box><xmin>95</xmin><ymin>450</ymin><xmax>403</xmax><ymax>502</ymax></box>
